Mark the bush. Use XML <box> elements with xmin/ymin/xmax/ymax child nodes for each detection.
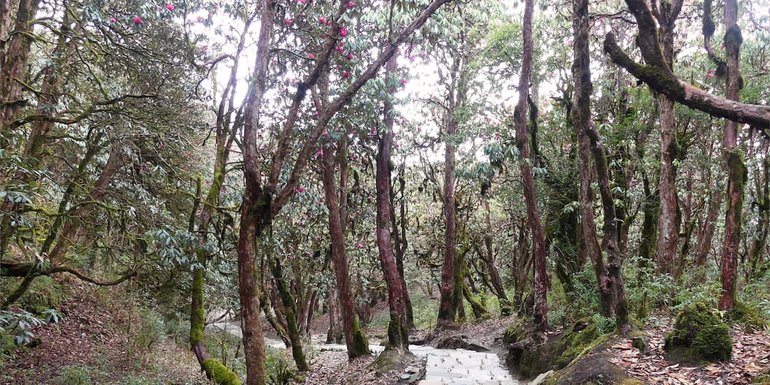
<box><xmin>14</xmin><ymin>276</ymin><xmax>69</xmax><ymax>314</ymax></box>
<box><xmin>128</xmin><ymin>307</ymin><xmax>164</xmax><ymax>358</ymax></box>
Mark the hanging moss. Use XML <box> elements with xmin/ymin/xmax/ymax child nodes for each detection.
<box><xmin>664</xmin><ymin>303</ymin><xmax>732</xmax><ymax>362</ymax></box>
<box><xmin>202</xmin><ymin>358</ymin><xmax>242</xmax><ymax>385</ymax></box>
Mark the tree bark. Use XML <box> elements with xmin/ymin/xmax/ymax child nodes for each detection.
<box><xmin>237</xmin><ymin>0</ymin><xmax>274</xmax><ymax>382</ymax></box>
<box><xmin>437</xmin><ymin>55</ymin><xmax>460</xmax><ymax>328</ymax></box>
<box><xmin>321</xmin><ymin>139</ymin><xmax>370</xmax><ymax>359</ymax></box>
<box><xmin>516</xmin><ymin>0</ymin><xmax>547</xmax><ymax>333</ymax></box>
<box><xmin>718</xmin><ymin>0</ymin><xmax>744</xmax><ymax>311</ymax></box>
<box><xmin>653</xmin><ymin>0</ymin><xmax>684</xmax><ymax>276</ymax></box>
<box><xmin>375</xmin><ymin>55</ymin><xmax>408</xmax><ymax>351</ymax></box>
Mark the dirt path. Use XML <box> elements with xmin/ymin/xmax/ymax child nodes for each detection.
<box><xmin>209</xmin><ymin>322</ymin><xmax>520</xmax><ymax>385</ymax></box>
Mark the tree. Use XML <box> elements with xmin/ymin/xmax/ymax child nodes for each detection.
<box><xmin>514</xmin><ymin>0</ymin><xmax>548</xmax><ymax>333</ymax></box>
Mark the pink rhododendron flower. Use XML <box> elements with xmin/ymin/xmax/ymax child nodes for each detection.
<box><xmin>308</xmin><ymin>53</ymin><xmax>316</xmax><ymax>59</ymax></box>
<box><xmin>316</xmin><ymin>148</ymin><xmax>324</xmax><ymax>157</ymax></box>
<box><xmin>296</xmin><ymin>185</ymin><xmax>305</xmax><ymax>193</ymax></box>
<box><xmin>165</xmin><ymin>3</ymin><xmax>175</xmax><ymax>11</ymax></box>
<box><xmin>707</xmin><ymin>68</ymin><xmax>715</xmax><ymax>79</ymax></box>
<box><xmin>133</xmin><ymin>15</ymin><xmax>143</xmax><ymax>24</ymax></box>
<box><xmin>341</xmin><ymin>70</ymin><xmax>350</xmax><ymax>79</ymax></box>
<box><xmin>322</xmin><ymin>130</ymin><xmax>329</xmax><ymax>136</ymax></box>
<box><xmin>339</xmin><ymin>27</ymin><xmax>348</xmax><ymax>37</ymax></box>
<box><xmin>319</xmin><ymin>16</ymin><xmax>327</xmax><ymax>25</ymax></box>
<box><xmin>197</xmin><ymin>16</ymin><xmax>205</xmax><ymax>22</ymax></box>
<box><xmin>109</xmin><ymin>16</ymin><xmax>117</xmax><ymax>23</ymax></box>
<box><xmin>356</xmin><ymin>242</ymin><xmax>364</xmax><ymax>249</ymax></box>
<box><xmin>284</xmin><ymin>18</ymin><xmax>293</xmax><ymax>26</ymax></box>
<box><xmin>346</xmin><ymin>53</ymin><xmax>354</xmax><ymax>60</ymax></box>
<box><xmin>400</xmin><ymin>79</ymin><xmax>407</xmax><ymax>86</ymax></box>
<box><xmin>347</xmin><ymin>1</ymin><xmax>356</xmax><ymax>9</ymax></box>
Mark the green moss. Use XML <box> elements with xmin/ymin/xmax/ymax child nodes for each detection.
<box><xmin>752</xmin><ymin>373</ymin><xmax>770</xmax><ymax>384</ymax></box>
<box><xmin>664</xmin><ymin>303</ymin><xmax>732</xmax><ymax>362</ymax></box>
<box><xmin>15</xmin><ymin>276</ymin><xmax>68</xmax><ymax>314</ymax></box>
<box><xmin>189</xmin><ymin>267</ymin><xmax>205</xmax><ymax>347</ymax></box>
<box><xmin>202</xmin><ymin>358</ymin><xmax>241</xmax><ymax>385</ymax></box>
<box><xmin>555</xmin><ymin>321</ymin><xmax>609</xmax><ymax>368</ymax></box>
<box><xmin>349</xmin><ymin>319</ymin><xmax>370</xmax><ymax>358</ymax></box>
<box><xmin>727</xmin><ymin>302</ymin><xmax>767</xmax><ymax>329</ymax></box>
<box><xmin>503</xmin><ymin>318</ymin><xmax>528</xmax><ymax>345</ymax></box>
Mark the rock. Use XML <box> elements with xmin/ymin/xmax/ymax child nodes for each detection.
<box><xmin>664</xmin><ymin>302</ymin><xmax>732</xmax><ymax>363</ymax></box>
<box><xmin>435</xmin><ymin>336</ymin><xmax>490</xmax><ymax>352</ymax></box>
<box><xmin>505</xmin><ymin>318</ymin><xmax>610</xmax><ymax>379</ymax></box>
<box><xmin>530</xmin><ymin>370</ymin><xmax>555</xmax><ymax>385</ymax></box>
<box><xmin>542</xmin><ymin>351</ymin><xmax>647</xmax><ymax>385</ymax></box>
<box><xmin>631</xmin><ymin>336</ymin><xmax>649</xmax><ymax>354</ymax></box>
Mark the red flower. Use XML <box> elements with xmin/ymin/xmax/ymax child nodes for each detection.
<box><xmin>319</xmin><ymin>16</ymin><xmax>327</xmax><ymax>25</ymax></box>
<box><xmin>308</xmin><ymin>53</ymin><xmax>316</xmax><ymax>59</ymax></box>
<box><xmin>284</xmin><ymin>18</ymin><xmax>293</xmax><ymax>26</ymax></box>
<box><xmin>133</xmin><ymin>15</ymin><xmax>143</xmax><ymax>24</ymax></box>
<box><xmin>336</xmin><ymin>43</ymin><xmax>345</xmax><ymax>54</ymax></box>
<box><xmin>341</xmin><ymin>70</ymin><xmax>350</xmax><ymax>79</ymax></box>
<box><xmin>296</xmin><ymin>185</ymin><xmax>306</xmax><ymax>193</ymax></box>
<box><xmin>109</xmin><ymin>16</ymin><xmax>117</xmax><ymax>23</ymax></box>
<box><xmin>399</xmin><ymin>79</ymin><xmax>407</xmax><ymax>86</ymax></box>
<box><xmin>339</xmin><ymin>27</ymin><xmax>348</xmax><ymax>37</ymax></box>
<box><xmin>347</xmin><ymin>1</ymin><xmax>356</xmax><ymax>9</ymax></box>
<box><xmin>165</xmin><ymin>3</ymin><xmax>175</xmax><ymax>11</ymax></box>
<box><xmin>346</xmin><ymin>53</ymin><xmax>354</xmax><ymax>60</ymax></box>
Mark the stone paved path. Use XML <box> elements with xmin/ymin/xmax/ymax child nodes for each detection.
<box><xmin>209</xmin><ymin>323</ymin><xmax>520</xmax><ymax>385</ymax></box>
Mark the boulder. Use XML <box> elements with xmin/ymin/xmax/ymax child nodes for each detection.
<box><xmin>664</xmin><ymin>303</ymin><xmax>732</xmax><ymax>363</ymax></box>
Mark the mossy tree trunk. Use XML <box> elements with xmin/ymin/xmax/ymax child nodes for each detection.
<box><xmin>653</xmin><ymin>0</ymin><xmax>684</xmax><ymax>277</ymax></box>
<box><xmin>268</xmin><ymin>256</ymin><xmax>309</xmax><ymax>371</ymax></box>
<box><xmin>718</xmin><ymin>0</ymin><xmax>745</xmax><ymax>312</ymax></box>
<box><xmin>572</xmin><ymin>0</ymin><xmax>628</xmax><ymax>330</ymax></box>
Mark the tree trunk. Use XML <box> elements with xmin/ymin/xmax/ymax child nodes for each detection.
<box><xmin>481</xmin><ymin>197</ymin><xmax>511</xmax><ymax>315</ymax></box>
<box><xmin>516</xmin><ymin>0</ymin><xmax>547</xmax><ymax>333</ymax></box>
<box><xmin>321</xmin><ymin>139</ymin><xmax>370</xmax><ymax>359</ymax></box>
<box><xmin>572</xmin><ymin>0</ymin><xmax>628</xmax><ymax>330</ymax></box>
<box><xmin>653</xmin><ymin>1</ymin><xmax>684</xmax><ymax>276</ymax></box>
<box><xmin>391</xmin><ymin>162</ymin><xmax>414</xmax><ymax>328</ymax></box>
<box><xmin>718</xmin><ymin>0</ymin><xmax>744</xmax><ymax>312</ymax></box>
<box><xmin>374</xmin><ymin>55</ymin><xmax>409</xmax><ymax>351</ymax></box>
<box><xmin>237</xmin><ymin>0</ymin><xmax>273</xmax><ymax>382</ymax></box>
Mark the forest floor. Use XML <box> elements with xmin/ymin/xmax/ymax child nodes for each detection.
<box><xmin>0</xmin><ymin>283</ymin><xmax>203</xmax><ymax>385</ymax></box>
<box><xmin>607</xmin><ymin>315</ymin><xmax>770</xmax><ymax>385</ymax></box>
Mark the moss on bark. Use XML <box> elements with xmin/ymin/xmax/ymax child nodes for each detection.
<box><xmin>203</xmin><ymin>359</ymin><xmax>242</xmax><ymax>385</ymax></box>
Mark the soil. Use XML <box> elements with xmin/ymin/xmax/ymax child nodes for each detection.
<box><xmin>0</xmin><ymin>283</ymin><xmax>203</xmax><ymax>385</ymax></box>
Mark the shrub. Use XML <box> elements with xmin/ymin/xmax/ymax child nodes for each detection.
<box><xmin>55</xmin><ymin>366</ymin><xmax>94</xmax><ymax>385</ymax></box>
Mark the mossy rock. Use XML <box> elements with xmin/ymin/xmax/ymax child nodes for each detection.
<box><xmin>542</xmin><ymin>351</ymin><xmax>647</xmax><ymax>385</ymax></box>
<box><xmin>506</xmin><ymin>318</ymin><xmax>611</xmax><ymax>379</ymax></box>
<box><xmin>664</xmin><ymin>303</ymin><xmax>732</xmax><ymax>363</ymax></box>
<box><xmin>727</xmin><ymin>302</ymin><xmax>767</xmax><ymax>330</ymax></box>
